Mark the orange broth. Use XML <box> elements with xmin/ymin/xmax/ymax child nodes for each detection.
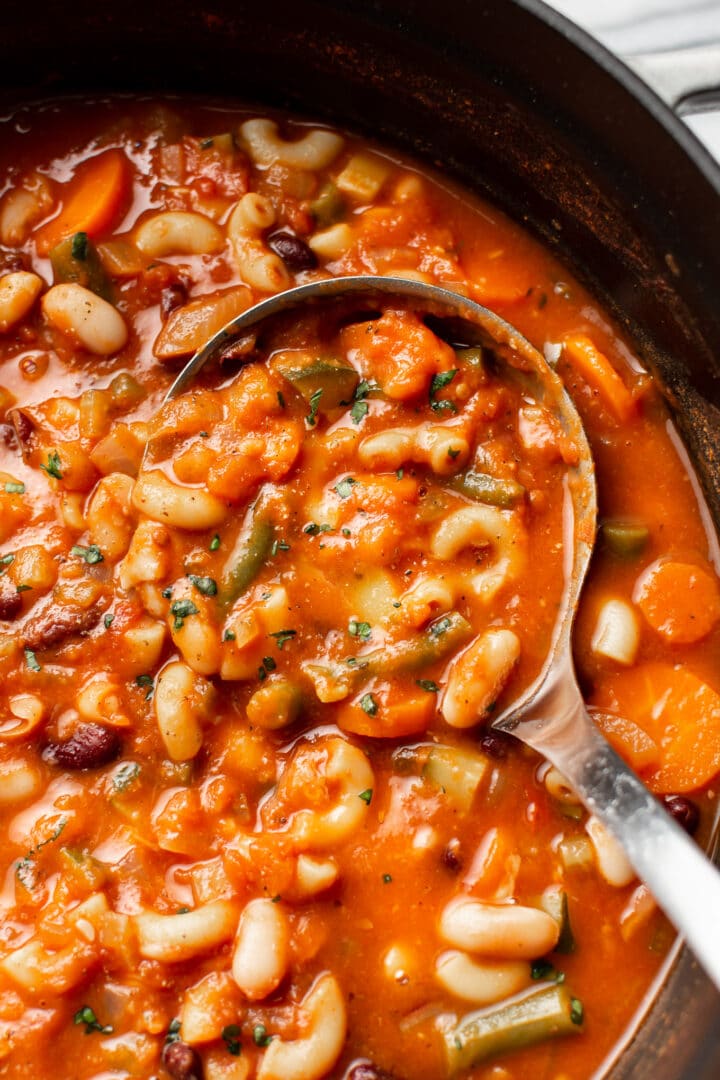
<box><xmin>0</xmin><ymin>98</ymin><xmax>717</xmax><ymax>1080</ymax></box>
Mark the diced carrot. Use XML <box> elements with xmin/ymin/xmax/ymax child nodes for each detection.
<box><xmin>462</xmin><ymin>826</ymin><xmax>519</xmax><ymax>899</ymax></box>
<box><xmin>35</xmin><ymin>150</ymin><xmax>131</xmax><ymax>256</ymax></box>
<box><xmin>591</xmin><ymin>663</ymin><xmax>720</xmax><ymax>793</ymax></box>
<box><xmin>563</xmin><ymin>333</ymin><xmax>637</xmax><ymax>422</ymax></box>
<box><xmin>337</xmin><ymin>686</ymin><xmax>434</xmax><ymax>738</ymax></box>
<box><xmin>633</xmin><ymin>558</ymin><xmax>720</xmax><ymax>644</ymax></box>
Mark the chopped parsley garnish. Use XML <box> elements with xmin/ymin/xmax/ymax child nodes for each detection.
<box><xmin>223</xmin><ymin>629</ymin><xmax>236</xmax><ymax>641</ymax></box>
<box><xmin>257</xmin><ymin>665</ymin><xmax>267</xmax><ymax>681</ymax></box>
<box><xmin>416</xmin><ymin>679</ymin><xmax>440</xmax><ymax>692</ymax></box>
<box><xmin>360</xmin><ymin>692</ymin><xmax>378</xmax><ymax>716</ymax></box>
<box><xmin>171</xmin><ymin>598</ymin><xmax>199</xmax><ymax>630</ymax></box>
<box><xmin>270</xmin><ymin>629</ymin><xmax>296</xmax><ymax>649</ymax></box>
<box><xmin>209</xmin><ymin>533</ymin><xmax>221</xmax><ymax>551</ymax></box>
<box><xmin>348</xmin><ymin>619</ymin><xmax>371</xmax><ymax>641</ymax></box>
<box><xmin>71</xmin><ymin>231</ymin><xmax>89</xmax><ymax>260</ymax></box>
<box><xmin>447</xmin><ymin>447</ymin><xmax>461</xmax><ymax>459</ymax></box>
<box><xmin>396</xmin><ymin>467</ymin><xmax>404</xmax><ymax>480</ymax></box>
<box><xmin>113</xmin><ymin>761</ymin><xmax>140</xmax><ymax>792</ymax></box>
<box><xmin>430</xmin><ymin>616</ymin><xmax>452</xmax><ymax>637</ymax></box>
<box><xmin>74</xmin><ymin>1005</ymin><xmax>113</xmax><ymax>1035</ymax></box>
<box><xmin>40</xmin><ymin>450</ymin><xmax>63</xmax><ymax>480</ymax></box>
<box><xmin>350</xmin><ymin>399</ymin><xmax>369</xmax><ymax>424</ymax></box>
<box><xmin>304</xmin><ymin>522</ymin><xmax>332</xmax><ymax>536</ymax></box>
<box><xmin>335</xmin><ymin>476</ymin><xmax>356</xmax><ymax>499</ymax></box>
<box><xmin>135</xmin><ymin>673</ymin><xmax>154</xmax><ymax>699</ymax></box>
<box><xmin>222</xmin><ymin>1023</ymin><xmax>242</xmax><ymax>1055</ymax></box>
<box><xmin>103</xmin><ymin>613</ymin><xmax>115</xmax><ymax>630</ymax></box>
<box><xmin>71</xmin><ymin>544</ymin><xmax>104</xmax><ymax>564</ymax></box>
<box><xmin>358</xmin><ymin>788</ymin><xmax>373</xmax><ymax>805</ymax></box>
<box><xmin>188</xmin><ymin>574</ymin><xmax>218</xmax><ymax>596</ymax></box>
<box><xmin>165</xmin><ymin>1018</ymin><xmax>182</xmax><ymax>1045</ymax></box>
<box><xmin>270</xmin><ymin>538</ymin><xmax>290</xmax><ymax>555</ymax></box>
<box><xmin>306</xmin><ymin>388</ymin><xmax>323</xmax><ymax>426</ymax></box>
<box><xmin>253</xmin><ymin>1024</ymin><xmax>273</xmax><ymax>1048</ymax></box>
<box><xmin>263</xmin><ymin>655</ymin><xmax>276</xmax><ymax>672</ymax></box>
<box><xmin>16</xmin><ymin>584</ymin><xmax>31</xmax><ymax>593</ymax></box>
<box><xmin>570</xmin><ymin>997</ymin><xmax>584</xmax><ymax>1026</ymax></box>
<box><xmin>341</xmin><ymin>527</ymin><xmax>351</xmax><ymax>537</ymax></box>
<box><xmin>429</xmin><ymin>368</ymin><xmax>458</xmax><ymax>413</ymax></box>
<box><xmin>4</xmin><ymin>481</ymin><xmax>24</xmax><ymax>494</ymax></box>
<box><xmin>24</xmin><ymin>647</ymin><xmax>41</xmax><ymax>672</ymax></box>
<box><xmin>0</xmin><ymin>553</ymin><xmax>14</xmax><ymax>574</ymax></box>
<box><xmin>277</xmin><ymin>391</ymin><xmax>286</xmax><ymax>409</ymax></box>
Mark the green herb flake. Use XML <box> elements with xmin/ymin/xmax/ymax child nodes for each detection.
<box><xmin>71</xmin><ymin>544</ymin><xmax>104</xmax><ymax>565</ymax></box>
<box><xmin>531</xmin><ymin>959</ymin><xmax>557</xmax><ymax>981</ymax></box>
<box><xmin>40</xmin><ymin>451</ymin><xmax>63</xmax><ymax>480</ymax></box>
<box><xmin>277</xmin><ymin>391</ymin><xmax>286</xmax><ymax>409</ymax></box>
<box><xmin>188</xmin><ymin>574</ymin><xmax>218</xmax><ymax>597</ymax></box>
<box><xmin>341</xmin><ymin>527</ymin><xmax>352</xmax><ymax>538</ymax></box>
<box><xmin>350</xmin><ymin>399</ymin><xmax>369</xmax><ymax>424</ymax></box>
<box><xmin>348</xmin><ymin>619</ymin><xmax>371</xmax><ymax>641</ymax></box>
<box><xmin>253</xmin><ymin>1024</ymin><xmax>273</xmax><ymax>1048</ymax></box>
<box><xmin>24</xmin><ymin>647</ymin><xmax>41</xmax><ymax>672</ymax></box>
<box><xmin>135</xmin><ymin>673</ymin><xmax>154</xmax><ymax>700</ymax></box>
<box><xmin>430</xmin><ymin>616</ymin><xmax>452</xmax><ymax>637</ymax></box>
<box><xmin>396</xmin><ymin>468</ymin><xmax>404</xmax><ymax>480</ymax></box>
<box><xmin>74</xmin><ymin>1005</ymin><xmax>113</xmax><ymax>1036</ymax></box>
<box><xmin>171</xmin><ymin>598</ymin><xmax>199</xmax><ymax>630</ymax></box>
<box><xmin>222</xmin><ymin>1023</ymin><xmax>242</xmax><ymax>1055</ymax></box>
<box><xmin>429</xmin><ymin>368</ymin><xmax>458</xmax><ymax>414</ymax></box>
<box><xmin>4</xmin><ymin>481</ymin><xmax>24</xmax><ymax>494</ymax></box>
<box><xmin>103</xmin><ymin>613</ymin><xmax>114</xmax><ymax>630</ymax></box>
<box><xmin>223</xmin><ymin>629</ymin><xmax>236</xmax><ymax>641</ymax></box>
<box><xmin>335</xmin><ymin>476</ymin><xmax>356</xmax><ymax>499</ymax></box>
<box><xmin>447</xmin><ymin>447</ymin><xmax>460</xmax><ymax>459</ymax></box>
<box><xmin>71</xmin><ymin>232</ymin><xmax>89</xmax><ymax>260</ymax></box>
<box><xmin>270</xmin><ymin>629</ymin><xmax>296</xmax><ymax>650</ymax></box>
<box><xmin>270</xmin><ymin>538</ymin><xmax>290</xmax><ymax>556</ymax></box>
<box><xmin>360</xmin><ymin>692</ymin><xmax>378</xmax><ymax>716</ymax></box>
<box><xmin>209</xmin><ymin>533</ymin><xmax>221</xmax><ymax>552</ymax></box>
<box><xmin>306</xmin><ymin>388</ymin><xmax>323</xmax><ymax>427</ymax></box>
<box><xmin>570</xmin><ymin>997</ymin><xmax>584</xmax><ymax>1026</ymax></box>
<box><xmin>416</xmin><ymin>679</ymin><xmax>440</xmax><ymax>693</ymax></box>
<box><xmin>358</xmin><ymin>788</ymin><xmax>373</xmax><ymax>805</ymax></box>
<box><xmin>16</xmin><ymin>584</ymin><xmax>31</xmax><ymax>593</ymax></box>
<box><xmin>263</xmin><ymin>656</ymin><xmax>276</xmax><ymax>672</ymax></box>
<box><xmin>165</xmin><ymin>1018</ymin><xmax>182</xmax><ymax>1045</ymax></box>
<box><xmin>113</xmin><ymin>761</ymin><xmax>140</xmax><ymax>792</ymax></box>
<box><xmin>0</xmin><ymin>553</ymin><xmax>14</xmax><ymax>574</ymax></box>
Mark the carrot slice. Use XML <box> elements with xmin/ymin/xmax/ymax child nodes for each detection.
<box><xmin>591</xmin><ymin>663</ymin><xmax>720</xmax><ymax>793</ymax></box>
<box><xmin>337</xmin><ymin>686</ymin><xmax>434</xmax><ymax>738</ymax></box>
<box><xmin>35</xmin><ymin>150</ymin><xmax>130</xmax><ymax>256</ymax></box>
<box><xmin>633</xmin><ymin>558</ymin><xmax>720</xmax><ymax>644</ymax></box>
<box><xmin>563</xmin><ymin>333</ymin><xmax>637</xmax><ymax>422</ymax></box>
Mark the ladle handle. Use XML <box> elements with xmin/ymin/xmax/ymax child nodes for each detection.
<box><xmin>547</xmin><ymin>697</ymin><xmax>720</xmax><ymax>992</ymax></box>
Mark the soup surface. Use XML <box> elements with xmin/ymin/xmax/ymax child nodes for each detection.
<box><xmin>0</xmin><ymin>99</ymin><xmax>718</xmax><ymax>1080</ymax></box>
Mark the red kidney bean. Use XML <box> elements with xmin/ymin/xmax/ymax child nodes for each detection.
<box><xmin>477</xmin><ymin>729</ymin><xmax>516</xmax><ymax>759</ymax></box>
<box><xmin>162</xmin><ymin>1041</ymin><xmax>203</xmax><ymax>1080</ymax></box>
<box><xmin>442</xmin><ymin>837</ymin><xmax>463</xmax><ymax>873</ymax></box>
<box><xmin>160</xmin><ymin>282</ymin><xmax>188</xmax><ymax>320</ymax></box>
<box><xmin>0</xmin><ymin>584</ymin><xmax>22</xmax><ymax>622</ymax></box>
<box><xmin>0</xmin><ymin>250</ymin><xmax>29</xmax><ymax>275</ymax></box>
<box><xmin>661</xmin><ymin>794</ymin><xmax>700</xmax><ymax>836</ymax></box>
<box><xmin>46</xmin><ymin>723</ymin><xmax>120</xmax><ymax>770</ymax></box>
<box><xmin>267</xmin><ymin>230</ymin><xmax>317</xmax><ymax>272</ymax></box>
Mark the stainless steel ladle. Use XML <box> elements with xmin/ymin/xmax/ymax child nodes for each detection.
<box><xmin>166</xmin><ymin>274</ymin><xmax>720</xmax><ymax>990</ymax></box>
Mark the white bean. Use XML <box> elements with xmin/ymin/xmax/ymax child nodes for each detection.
<box><xmin>591</xmin><ymin>598</ymin><xmax>640</xmax><ymax>666</ymax></box>
<box><xmin>0</xmin><ymin>271</ymin><xmax>43</xmax><ymax>333</ymax></box>
<box><xmin>154</xmin><ymin>660</ymin><xmax>214</xmax><ymax>762</ymax></box>
<box><xmin>439</xmin><ymin>896</ymin><xmax>560</xmax><ymax>959</ymax></box>
<box><xmin>86</xmin><ymin>472</ymin><xmax>135</xmax><ymax>561</ymax></box>
<box><xmin>435</xmin><ymin>949</ymin><xmax>531</xmax><ymax>1004</ymax></box>
<box><xmin>441</xmin><ymin>628</ymin><xmax>520</xmax><ymax>728</ymax></box>
<box><xmin>257</xmin><ymin>972</ymin><xmax>347</xmax><ymax>1080</ymax></box>
<box><xmin>135</xmin><ymin>210</ymin><xmax>225</xmax><ymax>258</ymax></box>
<box><xmin>295</xmin><ymin>854</ymin><xmax>339</xmax><ymax>898</ymax></box>
<box><xmin>231</xmin><ymin>898</ymin><xmax>289</xmax><ymax>1000</ymax></box>
<box><xmin>241</xmin><ymin>119</ymin><xmax>344</xmax><ymax>169</ymax></box>
<box><xmin>42</xmin><ymin>283</ymin><xmax>128</xmax><ymax>355</ymax></box>
<box><xmin>586</xmin><ymin>815</ymin><xmax>636</xmax><ymax>887</ymax></box>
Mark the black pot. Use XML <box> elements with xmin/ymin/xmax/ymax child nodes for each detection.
<box><xmin>1</xmin><ymin>1</ymin><xmax>719</xmax><ymax>1075</ymax></box>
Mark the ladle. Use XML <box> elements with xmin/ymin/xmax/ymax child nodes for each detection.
<box><xmin>165</xmin><ymin>274</ymin><xmax>720</xmax><ymax>990</ymax></box>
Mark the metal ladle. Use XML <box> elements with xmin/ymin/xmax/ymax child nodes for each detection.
<box><xmin>166</xmin><ymin>274</ymin><xmax>720</xmax><ymax>990</ymax></box>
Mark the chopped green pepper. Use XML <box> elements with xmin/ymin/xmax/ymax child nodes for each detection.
<box><xmin>452</xmin><ymin>470</ymin><xmax>526</xmax><ymax>508</ymax></box>
<box><xmin>221</xmin><ymin>515</ymin><xmax>274</xmax><ymax>605</ymax></box>
<box><xmin>49</xmin><ymin>233</ymin><xmax>112</xmax><ymax>300</ymax></box>
<box><xmin>601</xmin><ymin>520</ymin><xmax>650</xmax><ymax>558</ymax></box>
<box><xmin>272</xmin><ymin>354</ymin><xmax>359</xmax><ymax>412</ymax></box>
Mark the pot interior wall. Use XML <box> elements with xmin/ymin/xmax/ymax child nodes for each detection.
<box><xmin>1</xmin><ymin>1</ymin><xmax>720</xmax><ymax>1076</ymax></box>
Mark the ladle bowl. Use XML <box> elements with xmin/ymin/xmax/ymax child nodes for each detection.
<box><xmin>164</xmin><ymin>274</ymin><xmax>720</xmax><ymax>991</ymax></box>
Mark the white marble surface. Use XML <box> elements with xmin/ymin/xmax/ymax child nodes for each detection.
<box><xmin>545</xmin><ymin>0</ymin><xmax>720</xmax><ymax>160</ymax></box>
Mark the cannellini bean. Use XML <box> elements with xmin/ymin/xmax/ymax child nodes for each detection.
<box><xmin>132</xmin><ymin>469</ymin><xmax>228</xmax><ymax>530</ymax></box>
<box><xmin>0</xmin><ymin>272</ymin><xmax>43</xmax><ymax>333</ymax></box>
<box><xmin>435</xmin><ymin>950</ymin><xmax>531</xmax><ymax>1004</ymax></box>
<box><xmin>154</xmin><ymin>660</ymin><xmax>213</xmax><ymax>762</ymax></box>
<box><xmin>135</xmin><ymin>210</ymin><xmax>225</xmax><ymax>258</ymax></box>
<box><xmin>135</xmin><ymin>899</ymin><xmax>240</xmax><ymax>962</ymax></box>
<box><xmin>431</xmin><ymin>504</ymin><xmax>527</xmax><ymax>603</ymax></box>
<box><xmin>441</xmin><ymin>628</ymin><xmax>520</xmax><ymax>728</ymax></box>
<box><xmin>227</xmin><ymin>194</ymin><xmax>290</xmax><ymax>293</ymax></box>
<box><xmin>295</xmin><ymin>854</ymin><xmax>339</xmax><ymax>898</ymax></box>
<box><xmin>591</xmin><ymin>598</ymin><xmax>640</xmax><ymax>665</ymax></box>
<box><xmin>240</xmin><ymin>119</ymin><xmax>344</xmax><ymax>169</ymax></box>
<box><xmin>307</xmin><ymin>223</ymin><xmax>354</xmax><ymax>261</ymax></box>
<box><xmin>231</xmin><ymin>898</ymin><xmax>289</xmax><ymax>1000</ymax></box>
<box><xmin>0</xmin><ymin>757</ymin><xmax>42</xmax><ymax>803</ymax></box>
<box><xmin>439</xmin><ymin>896</ymin><xmax>560</xmax><ymax>959</ymax></box>
<box><xmin>121</xmin><ymin>617</ymin><xmax>167</xmax><ymax>675</ymax></box>
<box><xmin>543</xmin><ymin>765</ymin><xmax>581</xmax><ymax>805</ymax></box>
<box><xmin>286</xmin><ymin>737</ymin><xmax>374</xmax><ymax>851</ymax></box>
<box><xmin>86</xmin><ymin>472</ymin><xmax>135</xmax><ymax>561</ymax></box>
<box><xmin>42</xmin><ymin>283</ymin><xmax>128</xmax><ymax>355</ymax></box>
<box><xmin>118</xmin><ymin>519</ymin><xmax>171</xmax><ymax>590</ymax></box>
<box><xmin>257</xmin><ymin>972</ymin><xmax>347</xmax><ymax>1080</ymax></box>
<box><xmin>586</xmin><ymin>815</ymin><xmax>636</xmax><ymax>887</ymax></box>
<box><xmin>0</xmin><ymin>174</ymin><xmax>54</xmax><ymax>247</ymax></box>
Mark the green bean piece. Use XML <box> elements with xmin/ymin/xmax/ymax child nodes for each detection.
<box><xmin>443</xmin><ymin>983</ymin><xmax>583</xmax><ymax>1075</ymax></box>
<box><xmin>365</xmin><ymin>611</ymin><xmax>473</xmax><ymax>678</ymax></box>
<box><xmin>601</xmin><ymin>520</ymin><xmax>650</xmax><ymax>558</ymax></box>
<box><xmin>221</xmin><ymin>517</ymin><xmax>274</xmax><ymax>605</ymax></box>
<box><xmin>310</xmin><ymin>181</ymin><xmax>346</xmax><ymax>227</ymax></box>
<box><xmin>272</xmin><ymin>355</ymin><xmax>359</xmax><ymax>413</ymax></box>
<box><xmin>455</xmin><ymin>346</ymin><xmax>486</xmax><ymax>373</ymax></box>
<box><xmin>49</xmin><ymin>233</ymin><xmax>112</xmax><ymax>301</ymax></box>
<box><xmin>541</xmin><ymin>889</ymin><xmax>576</xmax><ymax>954</ymax></box>
<box><xmin>452</xmin><ymin>470</ymin><xmax>526</xmax><ymax>508</ymax></box>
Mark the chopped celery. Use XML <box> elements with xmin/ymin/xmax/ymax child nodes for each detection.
<box><xmin>310</xmin><ymin>181</ymin><xmax>346</xmax><ymax>227</ymax></box>
<box><xmin>455</xmin><ymin>346</ymin><xmax>486</xmax><ymax>372</ymax></box>
<box><xmin>423</xmin><ymin>746</ymin><xmax>489</xmax><ymax>811</ymax></box>
<box><xmin>452</xmin><ymin>471</ymin><xmax>525</xmax><ymax>508</ymax></box>
<box><xmin>273</xmin><ymin>355</ymin><xmax>359</xmax><ymax>412</ymax></box>
<box><xmin>540</xmin><ymin>887</ymin><xmax>576</xmax><ymax>954</ymax></box>
<box><xmin>221</xmin><ymin>515</ymin><xmax>274</xmax><ymax>605</ymax></box>
<box><xmin>601</xmin><ymin>520</ymin><xmax>650</xmax><ymax>558</ymax></box>
<box><xmin>443</xmin><ymin>983</ymin><xmax>582</xmax><ymax>1075</ymax></box>
<box><xmin>49</xmin><ymin>232</ymin><xmax>112</xmax><ymax>300</ymax></box>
